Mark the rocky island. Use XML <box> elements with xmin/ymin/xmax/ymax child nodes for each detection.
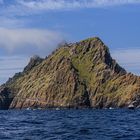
<box><xmin>0</xmin><ymin>37</ymin><xmax>140</xmax><ymax>109</ymax></box>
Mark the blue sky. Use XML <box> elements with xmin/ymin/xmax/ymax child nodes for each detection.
<box><xmin>0</xmin><ymin>0</ymin><xmax>140</xmax><ymax>83</ymax></box>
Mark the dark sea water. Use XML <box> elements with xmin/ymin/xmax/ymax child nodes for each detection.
<box><xmin>0</xmin><ymin>109</ymin><xmax>140</xmax><ymax>140</ymax></box>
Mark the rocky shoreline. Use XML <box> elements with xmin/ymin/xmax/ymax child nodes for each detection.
<box><xmin>0</xmin><ymin>37</ymin><xmax>140</xmax><ymax>110</ymax></box>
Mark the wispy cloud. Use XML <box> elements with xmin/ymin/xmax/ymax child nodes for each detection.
<box><xmin>0</xmin><ymin>28</ymin><xmax>63</xmax><ymax>56</ymax></box>
<box><xmin>111</xmin><ymin>48</ymin><xmax>140</xmax><ymax>75</ymax></box>
<box><xmin>0</xmin><ymin>17</ymin><xmax>26</xmax><ymax>28</ymax></box>
<box><xmin>0</xmin><ymin>55</ymin><xmax>29</xmax><ymax>83</ymax></box>
<box><xmin>0</xmin><ymin>0</ymin><xmax>140</xmax><ymax>27</ymax></box>
<box><xmin>0</xmin><ymin>0</ymin><xmax>140</xmax><ymax>17</ymax></box>
<box><xmin>0</xmin><ymin>28</ymin><xmax>63</xmax><ymax>84</ymax></box>
<box><xmin>17</xmin><ymin>0</ymin><xmax>140</xmax><ymax>11</ymax></box>
<box><xmin>0</xmin><ymin>0</ymin><xmax>140</xmax><ymax>83</ymax></box>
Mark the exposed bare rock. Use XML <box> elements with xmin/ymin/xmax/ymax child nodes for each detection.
<box><xmin>1</xmin><ymin>37</ymin><xmax>140</xmax><ymax>109</ymax></box>
<box><xmin>24</xmin><ymin>55</ymin><xmax>43</xmax><ymax>72</ymax></box>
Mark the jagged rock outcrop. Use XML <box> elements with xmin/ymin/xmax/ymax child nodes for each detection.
<box><xmin>24</xmin><ymin>55</ymin><xmax>43</xmax><ymax>72</ymax></box>
<box><xmin>1</xmin><ymin>37</ymin><xmax>140</xmax><ymax>109</ymax></box>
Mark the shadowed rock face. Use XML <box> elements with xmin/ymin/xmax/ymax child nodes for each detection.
<box><xmin>1</xmin><ymin>37</ymin><xmax>140</xmax><ymax>109</ymax></box>
<box><xmin>0</xmin><ymin>87</ymin><xmax>13</xmax><ymax>109</ymax></box>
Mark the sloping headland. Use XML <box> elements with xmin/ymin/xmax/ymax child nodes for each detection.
<box><xmin>0</xmin><ymin>37</ymin><xmax>140</xmax><ymax>109</ymax></box>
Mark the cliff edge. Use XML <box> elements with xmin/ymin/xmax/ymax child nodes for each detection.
<box><xmin>0</xmin><ymin>37</ymin><xmax>140</xmax><ymax>109</ymax></box>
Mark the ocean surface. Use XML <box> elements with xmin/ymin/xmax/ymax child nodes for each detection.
<box><xmin>0</xmin><ymin>109</ymin><xmax>140</xmax><ymax>140</ymax></box>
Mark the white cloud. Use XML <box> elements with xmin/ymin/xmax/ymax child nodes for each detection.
<box><xmin>0</xmin><ymin>55</ymin><xmax>29</xmax><ymax>84</ymax></box>
<box><xmin>0</xmin><ymin>0</ymin><xmax>140</xmax><ymax>17</ymax></box>
<box><xmin>17</xmin><ymin>0</ymin><xmax>140</xmax><ymax>11</ymax></box>
<box><xmin>111</xmin><ymin>48</ymin><xmax>140</xmax><ymax>75</ymax></box>
<box><xmin>0</xmin><ymin>17</ymin><xmax>26</xmax><ymax>28</ymax></box>
<box><xmin>0</xmin><ymin>28</ymin><xmax>63</xmax><ymax>56</ymax></box>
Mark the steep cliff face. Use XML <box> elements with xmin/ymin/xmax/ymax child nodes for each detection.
<box><xmin>0</xmin><ymin>87</ymin><xmax>12</xmax><ymax>109</ymax></box>
<box><xmin>1</xmin><ymin>37</ymin><xmax>140</xmax><ymax>109</ymax></box>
